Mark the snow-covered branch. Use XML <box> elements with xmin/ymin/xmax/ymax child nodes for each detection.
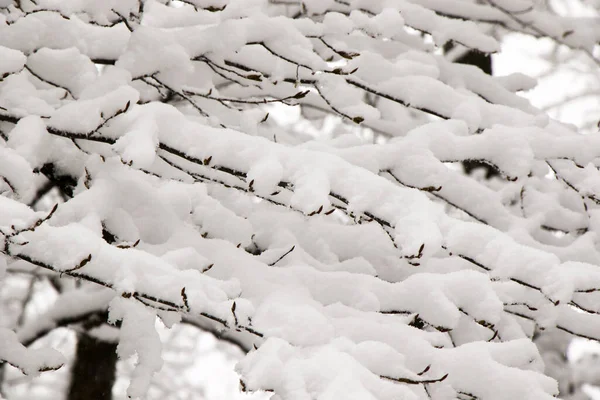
<box><xmin>2</xmin><ymin>0</ymin><xmax>600</xmax><ymax>399</ymax></box>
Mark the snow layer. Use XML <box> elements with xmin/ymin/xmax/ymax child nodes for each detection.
<box><xmin>1</xmin><ymin>1</ymin><xmax>599</xmax><ymax>399</ymax></box>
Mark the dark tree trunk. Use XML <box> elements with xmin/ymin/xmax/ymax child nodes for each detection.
<box><xmin>0</xmin><ymin>364</ymin><xmax>6</xmax><ymax>398</ymax></box>
<box><xmin>453</xmin><ymin>48</ymin><xmax>492</xmax><ymax>75</ymax></box>
<box><xmin>444</xmin><ymin>42</ymin><xmax>500</xmax><ymax>178</ymax></box>
<box><xmin>67</xmin><ymin>333</ymin><xmax>118</xmax><ymax>400</ymax></box>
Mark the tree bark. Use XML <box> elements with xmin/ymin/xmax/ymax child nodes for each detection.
<box><xmin>67</xmin><ymin>333</ymin><xmax>118</xmax><ymax>400</ymax></box>
<box><xmin>0</xmin><ymin>365</ymin><xmax>6</xmax><ymax>398</ymax></box>
<box><xmin>444</xmin><ymin>43</ymin><xmax>499</xmax><ymax>178</ymax></box>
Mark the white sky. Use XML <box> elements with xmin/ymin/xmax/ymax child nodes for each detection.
<box><xmin>494</xmin><ymin>23</ymin><xmax>600</xmax><ymax>132</ymax></box>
